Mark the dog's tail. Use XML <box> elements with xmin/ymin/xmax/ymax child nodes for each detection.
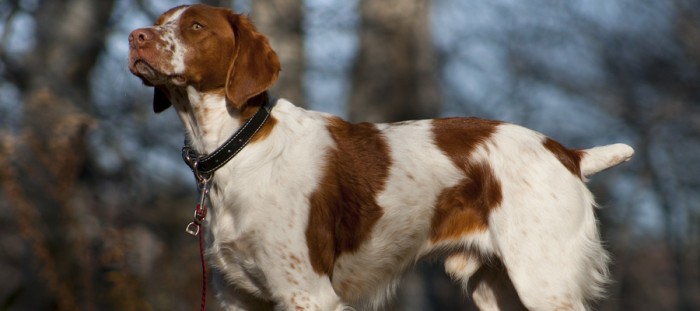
<box><xmin>580</xmin><ymin>143</ymin><xmax>634</xmax><ymax>178</ymax></box>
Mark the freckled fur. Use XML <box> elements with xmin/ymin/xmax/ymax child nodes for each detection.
<box><xmin>128</xmin><ymin>4</ymin><xmax>634</xmax><ymax>311</ymax></box>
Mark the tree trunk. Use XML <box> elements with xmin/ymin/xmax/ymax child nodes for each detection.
<box><xmin>348</xmin><ymin>0</ymin><xmax>441</xmax><ymax>122</ymax></box>
<box><xmin>348</xmin><ymin>1</ymin><xmax>469</xmax><ymax>310</ymax></box>
<box><xmin>251</xmin><ymin>0</ymin><xmax>305</xmax><ymax>106</ymax></box>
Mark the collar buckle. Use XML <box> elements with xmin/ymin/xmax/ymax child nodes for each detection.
<box><xmin>182</xmin><ymin>146</ymin><xmax>212</xmax><ymax>184</ymax></box>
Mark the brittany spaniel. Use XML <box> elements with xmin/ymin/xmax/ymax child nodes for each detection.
<box><xmin>128</xmin><ymin>4</ymin><xmax>633</xmax><ymax>310</ymax></box>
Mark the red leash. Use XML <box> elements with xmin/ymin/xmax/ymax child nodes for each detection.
<box><xmin>186</xmin><ymin>189</ymin><xmax>209</xmax><ymax>311</ymax></box>
<box><xmin>196</xmin><ymin>204</ymin><xmax>207</xmax><ymax>311</ymax></box>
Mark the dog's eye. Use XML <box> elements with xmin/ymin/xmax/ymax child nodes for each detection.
<box><xmin>192</xmin><ymin>23</ymin><xmax>204</xmax><ymax>30</ymax></box>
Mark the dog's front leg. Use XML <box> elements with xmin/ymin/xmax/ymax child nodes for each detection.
<box><xmin>252</xmin><ymin>247</ymin><xmax>351</xmax><ymax>311</ymax></box>
<box><xmin>212</xmin><ymin>271</ymin><xmax>276</xmax><ymax>311</ymax></box>
<box><xmin>210</xmin><ymin>247</ymin><xmax>350</xmax><ymax>311</ymax></box>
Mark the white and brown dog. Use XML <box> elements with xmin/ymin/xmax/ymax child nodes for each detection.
<box><xmin>128</xmin><ymin>4</ymin><xmax>633</xmax><ymax>311</ymax></box>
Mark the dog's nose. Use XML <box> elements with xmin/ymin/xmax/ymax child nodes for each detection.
<box><xmin>129</xmin><ymin>28</ymin><xmax>154</xmax><ymax>48</ymax></box>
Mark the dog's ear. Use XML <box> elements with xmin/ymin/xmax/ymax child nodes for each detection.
<box><xmin>225</xmin><ymin>13</ymin><xmax>280</xmax><ymax>110</ymax></box>
<box><xmin>153</xmin><ymin>87</ymin><xmax>171</xmax><ymax>113</ymax></box>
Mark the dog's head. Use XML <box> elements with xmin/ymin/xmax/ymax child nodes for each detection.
<box><xmin>128</xmin><ymin>4</ymin><xmax>280</xmax><ymax>112</ymax></box>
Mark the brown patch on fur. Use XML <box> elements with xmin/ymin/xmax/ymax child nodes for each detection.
<box><xmin>430</xmin><ymin>118</ymin><xmax>503</xmax><ymax>242</ymax></box>
<box><xmin>224</xmin><ymin>11</ymin><xmax>280</xmax><ymax>110</ymax></box>
<box><xmin>306</xmin><ymin>117</ymin><xmax>390</xmax><ymax>276</ymax></box>
<box><xmin>542</xmin><ymin>138</ymin><xmax>584</xmax><ymax>178</ymax></box>
<box><xmin>150</xmin><ymin>5</ymin><xmax>280</xmax><ymax>113</ymax></box>
<box><xmin>431</xmin><ymin>161</ymin><xmax>502</xmax><ymax>241</ymax></box>
<box><xmin>174</xmin><ymin>5</ymin><xmax>240</xmax><ymax>94</ymax></box>
<box><xmin>432</xmin><ymin>118</ymin><xmax>501</xmax><ymax>162</ymax></box>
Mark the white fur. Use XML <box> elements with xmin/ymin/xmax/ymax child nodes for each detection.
<box><xmin>136</xmin><ymin>6</ymin><xmax>634</xmax><ymax>310</ymax></box>
<box><xmin>460</xmin><ymin>125</ymin><xmax>609</xmax><ymax>310</ymax></box>
<box><xmin>153</xmin><ymin>6</ymin><xmax>188</xmax><ymax>75</ymax></box>
<box><xmin>332</xmin><ymin>121</ymin><xmax>465</xmax><ymax>309</ymax></box>
<box><xmin>171</xmin><ymin>92</ymin><xmax>623</xmax><ymax>310</ymax></box>
<box><xmin>581</xmin><ymin>144</ymin><xmax>634</xmax><ymax>178</ymax></box>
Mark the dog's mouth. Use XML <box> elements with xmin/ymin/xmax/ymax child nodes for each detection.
<box><xmin>132</xmin><ymin>60</ymin><xmax>157</xmax><ymax>79</ymax></box>
<box><xmin>131</xmin><ymin>59</ymin><xmax>186</xmax><ymax>86</ymax></box>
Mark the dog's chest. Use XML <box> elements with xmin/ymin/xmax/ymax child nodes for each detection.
<box><xmin>201</xmin><ymin>121</ymin><xmax>336</xmax><ymax>293</ymax></box>
<box><xmin>207</xmin><ymin>219</ymin><xmax>271</xmax><ymax>294</ymax></box>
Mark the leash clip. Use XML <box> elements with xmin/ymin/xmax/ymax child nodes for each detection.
<box><xmin>186</xmin><ymin>179</ymin><xmax>210</xmax><ymax>236</ymax></box>
<box><xmin>185</xmin><ymin>221</ymin><xmax>201</xmax><ymax>236</ymax></box>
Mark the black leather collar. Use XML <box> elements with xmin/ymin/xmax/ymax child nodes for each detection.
<box><xmin>182</xmin><ymin>97</ymin><xmax>275</xmax><ymax>180</ymax></box>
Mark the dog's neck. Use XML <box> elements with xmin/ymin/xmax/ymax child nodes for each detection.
<box><xmin>167</xmin><ymin>85</ymin><xmax>244</xmax><ymax>155</ymax></box>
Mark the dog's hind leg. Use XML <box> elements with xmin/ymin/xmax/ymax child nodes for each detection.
<box><xmin>488</xmin><ymin>180</ymin><xmax>609</xmax><ymax>310</ymax></box>
<box><xmin>445</xmin><ymin>253</ymin><xmax>526</xmax><ymax>311</ymax></box>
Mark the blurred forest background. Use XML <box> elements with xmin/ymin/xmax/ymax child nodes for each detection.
<box><xmin>1</xmin><ymin>0</ymin><xmax>698</xmax><ymax>310</ymax></box>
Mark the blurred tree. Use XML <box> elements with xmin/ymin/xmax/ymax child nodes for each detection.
<box><xmin>348</xmin><ymin>0</ymin><xmax>476</xmax><ymax>310</ymax></box>
<box><xmin>348</xmin><ymin>0</ymin><xmax>441</xmax><ymax>122</ymax></box>
<box><xmin>1</xmin><ymin>0</ymin><xmax>116</xmax><ymax>310</ymax></box>
<box><xmin>201</xmin><ymin>0</ymin><xmax>233</xmax><ymax>7</ymax></box>
<box><xmin>251</xmin><ymin>0</ymin><xmax>306</xmax><ymax>106</ymax></box>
